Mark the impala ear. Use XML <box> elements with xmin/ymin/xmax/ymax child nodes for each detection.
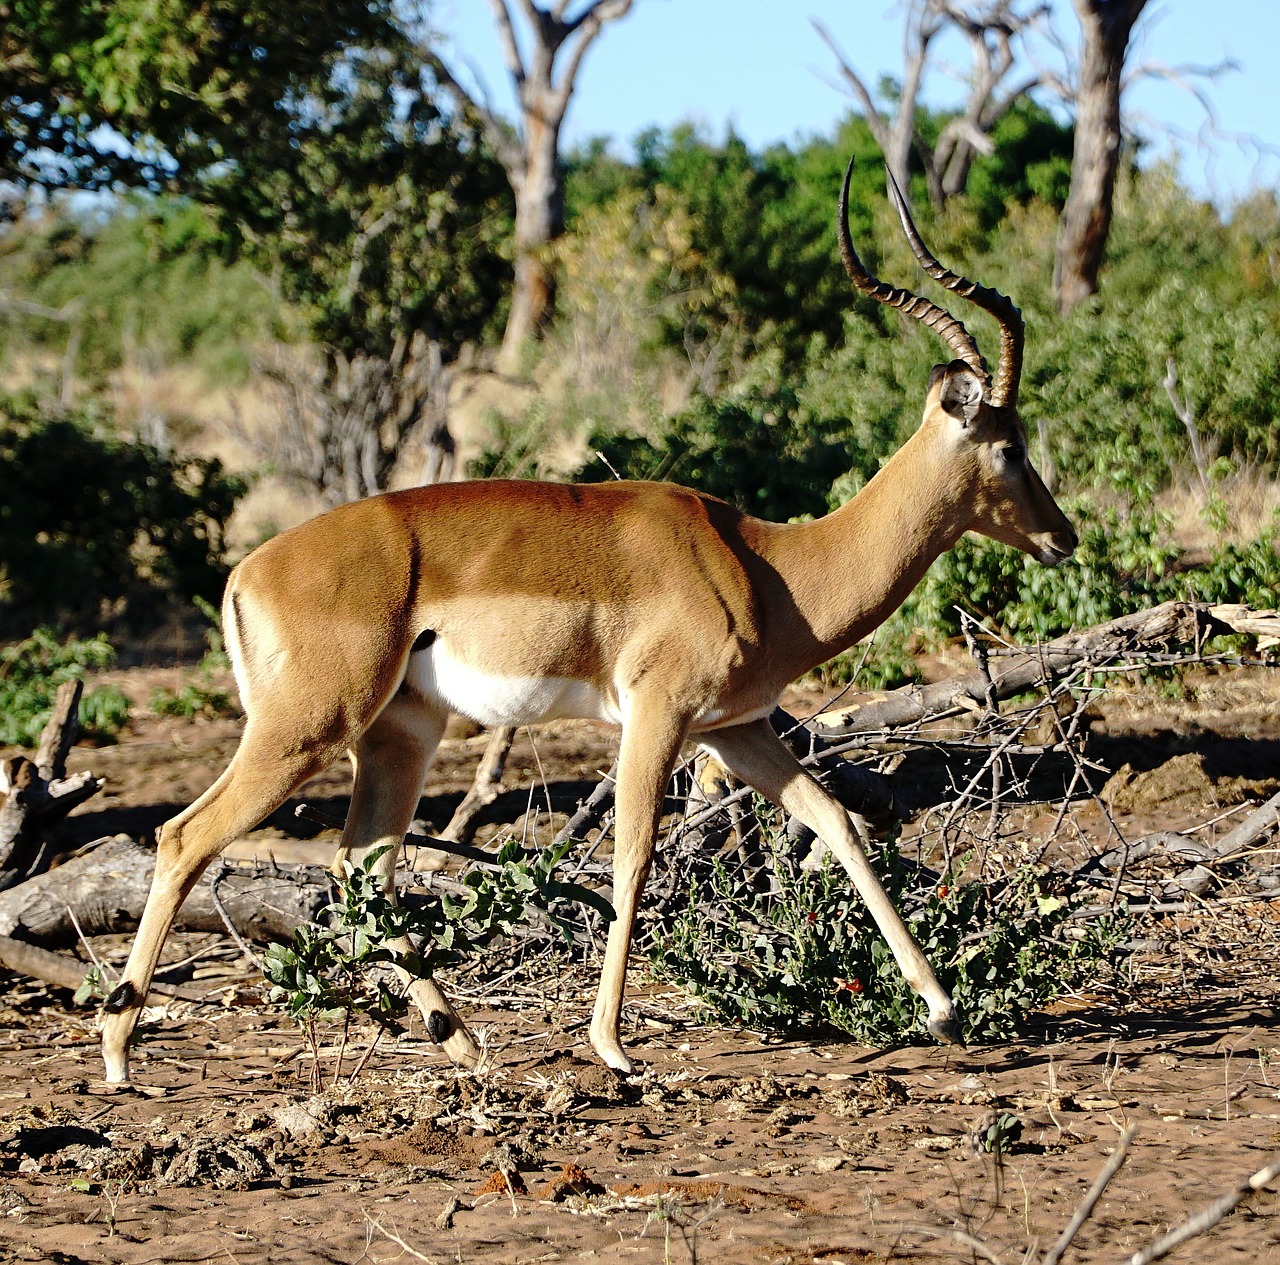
<box><xmin>933</xmin><ymin>359</ymin><xmax>985</xmax><ymax>427</ymax></box>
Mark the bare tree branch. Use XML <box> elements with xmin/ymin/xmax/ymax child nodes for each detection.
<box><xmin>817</xmin><ymin>2</ymin><xmax>1045</xmax><ymax>209</ymax></box>
<box><xmin>488</xmin><ymin>0</ymin><xmax>528</xmax><ymax>87</ymax></box>
<box><xmin>422</xmin><ymin>47</ymin><xmax>524</xmax><ymax>175</ymax></box>
<box><xmin>425</xmin><ymin>0</ymin><xmax>636</xmax><ymax>366</ymax></box>
<box><xmin>551</xmin><ymin>0</ymin><xmax>634</xmax><ymax>117</ymax></box>
<box><xmin>1042</xmin><ymin>1126</ymin><xmax>1135</xmax><ymax>1265</ymax></box>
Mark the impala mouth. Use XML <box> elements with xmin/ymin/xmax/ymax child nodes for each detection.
<box><xmin>1035</xmin><ymin>535</ymin><xmax>1077</xmax><ymax>567</ymax></box>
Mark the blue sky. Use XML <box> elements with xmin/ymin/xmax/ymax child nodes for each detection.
<box><xmin>434</xmin><ymin>1</ymin><xmax>1280</xmax><ymax>207</ymax></box>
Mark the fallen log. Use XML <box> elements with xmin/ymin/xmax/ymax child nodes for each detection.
<box><xmin>0</xmin><ymin>936</ymin><xmax>206</xmax><ymax>1004</ymax></box>
<box><xmin>1084</xmin><ymin>788</ymin><xmax>1280</xmax><ymax>899</ymax></box>
<box><xmin>809</xmin><ymin>601</ymin><xmax>1276</xmax><ymax>738</ymax></box>
<box><xmin>1211</xmin><ymin>788</ymin><xmax>1280</xmax><ymax>860</ymax></box>
<box><xmin>545</xmin><ymin>602</ymin><xmax>1278</xmax><ymax>849</ymax></box>
<box><xmin>0</xmin><ymin>835</ymin><xmax>330</xmax><ymax>949</ymax></box>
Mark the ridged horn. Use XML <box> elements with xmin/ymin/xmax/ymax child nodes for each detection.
<box><xmin>883</xmin><ymin>165</ymin><xmax>1025</xmax><ymax>410</ymax></box>
<box><xmin>837</xmin><ymin>155</ymin><xmax>987</xmax><ymax>386</ymax></box>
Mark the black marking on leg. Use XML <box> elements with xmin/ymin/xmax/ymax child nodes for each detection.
<box><xmin>103</xmin><ymin>981</ymin><xmax>137</xmax><ymax>1014</ymax></box>
<box><xmin>411</xmin><ymin>628</ymin><xmax>437</xmax><ymax>653</ymax></box>
<box><xmin>426</xmin><ymin>1010</ymin><xmax>452</xmax><ymax>1043</ymax></box>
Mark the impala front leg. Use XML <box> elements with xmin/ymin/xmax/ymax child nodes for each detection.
<box><xmin>702</xmin><ymin>718</ymin><xmax>961</xmax><ymax>1045</ymax></box>
<box><xmin>589</xmin><ymin>699</ymin><xmax>691</xmax><ymax>1072</ymax></box>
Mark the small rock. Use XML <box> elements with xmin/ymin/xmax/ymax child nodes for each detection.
<box><xmin>271</xmin><ymin>1098</ymin><xmax>332</xmax><ymax>1141</ymax></box>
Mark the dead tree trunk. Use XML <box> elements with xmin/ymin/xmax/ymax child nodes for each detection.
<box><xmin>235</xmin><ymin>331</ymin><xmax>453</xmax><ymax>507</ymax></box>
<box><xmin>1053</xmin><ymin>0</ymin><xmax>1147</xmax><ymax>313</ymax></box>
<box><xmin>425</xmin><ymin>0</ymin><xmax>636</xmax><ymax>371</ymax></box>
<box><xmin>816</xmin><ymin>2</ymin><xmax>1045</xmax><ymax>211</ymax></box>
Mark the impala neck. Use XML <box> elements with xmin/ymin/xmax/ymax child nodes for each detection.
<box><xmin>765</xmin><ymin>421</ymin><xmax>970</xmax><ymax>668</ymax></box>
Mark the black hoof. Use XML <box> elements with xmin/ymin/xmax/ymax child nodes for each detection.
<box><xmin>927</xmin><ymin>1013</ymin><xmax>965</xmax><ymax>1046</ymax></box>
<box><xmin>102</xmin><ymin>981</ymin><xmax>137</xmax><ymax>1014</ymax></box>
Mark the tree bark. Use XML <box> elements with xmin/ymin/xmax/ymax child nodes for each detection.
<box><xmin>500</xmin><ymin>105</ymin><xmax>563</xmax><ymax>367</ymax></box>
<box><xmin>0</xmin><ymin>836</ymin><xmax>330</xmax><ymax>948</ymax></box>
<box><xmin>1053</xmin><ymin>0</ymin><xmax>1147</xmax><ymax>313</ymax></box>
<box><xmin>425</xmin><ymin>1</ymin><xmax>635</xmax><ymax>372</ymax></box>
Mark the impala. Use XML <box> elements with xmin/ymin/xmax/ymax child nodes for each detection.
<box><xmin>101</xmin><ymin>158</ymin><xmax>1076</xmax><ymax>1083</ymax></box>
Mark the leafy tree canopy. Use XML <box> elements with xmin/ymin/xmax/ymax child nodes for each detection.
<box><xmin>0</xmin><ymin>0</ymin><xmax>397</xmax><ymax>197</ymax></box>
<box><xmin>208</xmin><ymin>46</ymin><xmax>513</xmax><ymax>359</ymax></box>
<box><xmin>1</xmin><ymin>2</ymin><xmax>511</xmax><ymax>359</ymax></box>
<box><xmin>565</xmin><ymin>102</ymin><xmax>1073</xmax><ymax>372</ymax></box>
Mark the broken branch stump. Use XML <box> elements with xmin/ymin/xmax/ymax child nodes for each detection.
<box><xmin>0</xmin><ymin>680</ymin><xmax>104</xmax><ymax>887</ymax></box>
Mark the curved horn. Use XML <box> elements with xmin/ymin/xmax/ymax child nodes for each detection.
<box><xmin>883</xmin><ymin>166</ymin><xmax>1025</xmax><ymax>410</ymax></box>
<box><xmin>837</xmin><ymin>155</ymin><xmax>987</xmax><ymax>385</ymax></box>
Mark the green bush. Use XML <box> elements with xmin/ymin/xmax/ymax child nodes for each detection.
<box><xmin>908</xmin><ymin>501</ymin><xmax>1182</xmax><ymax>642</ymax></box>
<box><xmin>581</xmin><ymin>383</ymin><xmax>850</xmax><ymax>521</ymax></box>
<box><xmin>652</xmin><ymin>829</ymin><xmax>1125</xmax><ymax>1046</ymax></box>
<box><xmin>820</xmin><ymin>505</ymin><xmax>1279</xmax><ymax>687</ymax></box>
<box><xmin>148</xmin><ymin>676</ymin><xmax>236</xmax><ymax>721</ymax></box>
<box><xmin>0</xmin><ymin>392</ymin><xmax>245</xmax><ymax>633</ymax></box>
<box><xmin>0</xmin><ymin>629</ymin><xmax>129</xmax><ymax>746</ymax></box>
<box><xmin>0</xmin><ymin>198</ymin><xmax>296</xmax><ymax>384</ymax></box>
<box><xmin>1180</xmin><ymin>524</ymin><xmax>1280</xmax><ymax>609</ymax></box>
<box><xmin>262</xmin><ymin>839</ymin><xmax>613</xmax><ymax>1087</ymax></box>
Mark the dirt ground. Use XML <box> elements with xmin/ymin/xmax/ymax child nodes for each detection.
<box><xmin>1</xmin><ymin>666</ymin><xmax>1279</xmax><ymax>1264</ymax></box>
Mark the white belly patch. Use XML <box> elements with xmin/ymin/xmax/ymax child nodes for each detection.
<box><xmin>406</xmin><ymin>644</ymin><xmax>618</xmax><ymax>727</ymax></box>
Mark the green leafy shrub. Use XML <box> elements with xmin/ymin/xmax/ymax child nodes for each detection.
<box><xmin>978</xmin><ymin>1112</ymin><xmax>1024</xmax><ymax>1155</ymax></box>
<box><xmin>0</xmin><ymin>392</ymin><xmax>245</xmax><ymax>633</ymax></box>
<box><xmin>1180</xmin><ymin>523</ymin><xmax>1280</xmax><ymax>609</ymax></box>
<box><xmin>581</xmin><ymin>384</ymin><xmax>850</xmax><ymax>522</ymax></box>
<box><xmin>148</xmin><ymin>675</ymin><xmax>235</xmax><ymax>721</ymax></box>
<box><xmin>0</xmin><ymin>629</ymin><xmax>129</xmax><ymax>746</ymax></box>
<box><xmin>0</xmin><ymin>198</ymin><xmax>297</xmax><ymax>384</ymax></box>
<box><xmin>909</xmin><ymin>502</ymin><xmax>1181</xmax><ymax>642</ymax></box>
<box><xmin>262</xmin><ymin>840</ymin><xmax>612</xmax><ymax>1087</ymax></box>
<box><xmin>652</xmin><ymin>830</ymin><xmax>1124</xmax><ymax>1046</ymax></box>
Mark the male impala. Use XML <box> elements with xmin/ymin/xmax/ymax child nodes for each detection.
<box><xmin>101</xmin><ymin>159</ymin><xmax>1076</xmax><ymax>1083</ymax></box>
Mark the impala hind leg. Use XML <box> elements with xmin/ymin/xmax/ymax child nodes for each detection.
<box><xmin>339</xmin><ymin>699</ymin><xmax>481</xmax><ymax>1070</ymax></box>
<box><xmin>589</xmin><ymin>701</ymin><xmax>692</xmax><ymax>1073</ymax></box>
<box><xmin>100</xmin><ymin>727</ymin><xmax>346</xmax><ymax>1083</ymax></box>
<box><xmin>700</xmin><ymin>717</ymin><xmax>961</xmax><ymax>1045</ymax></box>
